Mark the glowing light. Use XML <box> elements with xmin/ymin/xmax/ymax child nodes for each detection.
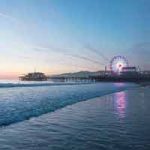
<box><xmin>110</xmin><ymin>56</ymin><xmax>129</xmax><ymax>73</ymax></box>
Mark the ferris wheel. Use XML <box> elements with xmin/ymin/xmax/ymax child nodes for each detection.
<box><xmin>110</xmin><ymin>56</ymin><xmax>129</xmax><ymax>73</ymax></box>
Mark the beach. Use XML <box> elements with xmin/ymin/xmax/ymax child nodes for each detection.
<box><xmin>0</xmin><ymin>83</ymin><xmax>150</xmax><ymax>150</ymax></box>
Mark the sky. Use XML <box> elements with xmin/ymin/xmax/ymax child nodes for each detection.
<box><xmin>0</xmin><ymin>0</ymin><xmax>149</xmax><ymax>79</ymax></box>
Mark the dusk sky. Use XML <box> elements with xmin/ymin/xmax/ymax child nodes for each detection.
<box><xmin>0</xmin><ymin>0</ymin><xmax>149</xmax><ymax>78</ymax></box>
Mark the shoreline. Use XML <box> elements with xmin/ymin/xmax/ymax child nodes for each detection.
<box><xmin>0</xmin><ymin>80</ymin><xmax>142</xmax><ymax>89</ymax></box>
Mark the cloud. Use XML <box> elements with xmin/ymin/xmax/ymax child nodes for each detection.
<box><xmin>33</xmin><ymin>45</ymin><xmax>105</xmax><ymax>66</ymax></box>
<box><xmin>85</xmin><ymin>44</ymin><xmax>109</xmax><ymax>62</ymax></box>
<box><xmin>0</xmin><ymin>12</ymin><xmax>18</xmax><ymax>23</ymax></box>
<box><xmin>68</xmin><ymin>54</ymin><xmax>105</xmax><ymax>66</ymax></box>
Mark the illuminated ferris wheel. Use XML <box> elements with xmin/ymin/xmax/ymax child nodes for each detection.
<box><xmin>110</xmin><ymin>56</ymin><xmax>129</xmax><ymax>73</ymax></box>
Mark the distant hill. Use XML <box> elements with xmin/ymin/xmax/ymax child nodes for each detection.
<box><xmin>49</xmin><ymin>71</ymin><xmax>106</xmax><ymax>78</ymax></box>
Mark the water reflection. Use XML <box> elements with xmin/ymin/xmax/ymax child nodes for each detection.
<box><xmin>115</xmin><ymin>91</ymin><xmax>127</xmax><ymax>118</ymax></box>
<box><xmin>114</xmin><ymin>82</ymin><xmax>126</xmax><ymax>86</ymax></box>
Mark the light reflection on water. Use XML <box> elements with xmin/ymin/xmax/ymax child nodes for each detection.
<box><xmin>115</xmin><ymin>91</ymin><xmax>127</xmax><ymax>118</ymax></box>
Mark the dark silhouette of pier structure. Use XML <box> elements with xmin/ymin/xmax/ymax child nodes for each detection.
<box><xmin>49</xmin><ymin>70</ymin><xmax>150</xmax><ymax>83</ymax></box>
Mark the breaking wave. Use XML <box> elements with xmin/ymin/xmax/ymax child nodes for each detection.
<box><xmin>0</xmin><ymin>82</ymin><xmax>138</xmax><ymax>126</ymax></box>
<box><xmin>0</xmin><ymin>82</ymin><xmax>88</xmax><ymax>88</ymax></box>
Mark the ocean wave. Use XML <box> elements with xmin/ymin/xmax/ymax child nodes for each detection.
<box><xmin>0</xmin><ymin>82</ymin><xmax>90</xmax><ymax>88</ymax></box>
<box><xmin>0</xmin><ymin>83</ymin><xmax>138</xmax><ymax>127</ymax></box>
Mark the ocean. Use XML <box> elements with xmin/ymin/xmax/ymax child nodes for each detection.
<box><xmin>0</xmin><ymin>80</ymin><xmax>149</xmax><ymax>150</ymax></box>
